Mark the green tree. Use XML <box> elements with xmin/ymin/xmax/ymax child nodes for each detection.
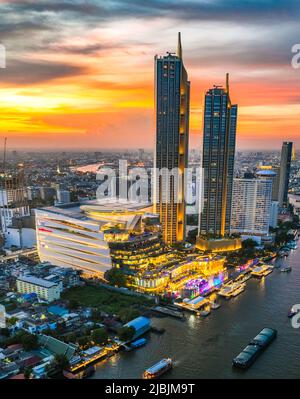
<box><xmin>117</xmin><ymin>326</ymin><xmax>135</xmax><ymax>342</ymax></box>
<box><xmin>68</xmin><ymin>299</ymin><xmax>79</xmax><ymax>310</ymax></box>
<box><xmin>106</xmin><ymin>268</ymin><xmax>127</xmax><ymax>287</ymax></box>
<box><xmin>24</xmin><ymin>367</ymin><xmax>32</xmax><ymax>379</ymax></box>
<box><xmin>118</xmin><ymin>308</ymin><xmax>140</xmax><ymax>323</ymax></box>
<box><xmin>91</xmin><ymin>309</ymin><xmax>102</xmax><ymax>322</ymax></box>
<box><xmin>7</xmin><ymin>317</ymin><xmax>18</xmax><ymax>326</ymax></box>
<box><xmin>242</xmin><ymin>238</ymin><xmax>258</xmax><ymax>250</ymax></box>
<box><xmin>20</xmin><ymin>332</ymin><xmax>38</xmax><ymax>351</ymax></box>
<box><xmin>77</xmin><ymin>335</ymin><xmax>90</xmax><ymax>349</ymax></box>
<box><xmin>91</xmin><ymin>328</ymin><xmax>108</xmax><ymax>344</ymax></box>
<box><xmin>47</xmin><ymin>354</ymin><xmax>70</xmax><ymax>378</ymax></box>
<box><xmin>0</xmin><ymin>328</ymin><xmax>10</xmax><ymax>337</ymax></box>
<box><xmin>53</xmin><ymin>354</ymin><xmax>70</xmax><ymax>373</ymax></box>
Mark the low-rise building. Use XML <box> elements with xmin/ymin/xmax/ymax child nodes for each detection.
<box><xmin>16</xmin><ymin>275</ymin><xmax>61</xmax><ymax>302</ymax></box>
<box><xmin>123</xmin><ymin>316</ymin><xmax>151</xmax><ymax>340</ymax></box>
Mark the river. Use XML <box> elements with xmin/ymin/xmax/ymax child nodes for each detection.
<box><xmin>91</xmin><ymin>246</ymin><xmax>300</xmax><ymax>379</ymax></box>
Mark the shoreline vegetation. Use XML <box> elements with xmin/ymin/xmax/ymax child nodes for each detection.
<box><xmin>61</xmin><ymin>284</ymin><xmax>154</xmax><ymax>322</ymax></box>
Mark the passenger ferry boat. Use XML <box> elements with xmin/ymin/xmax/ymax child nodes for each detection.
<box><xmin>287</xmin><ymin>241</ymin><xmax>298</xmax><ymax>250</ymax></box>
<box><xmin>281</xmin><ymin>266</ymin><xmax>292</xmax><ymax>273</ymax></box>
<box><xmin>125</xmin><ymin>338</ymin><xmax>147</xmax><ymax>351</ymax></box>
<box><xmin>251</xmin><ymin>265</ymin><xmax>273</xmax><ymax>278</ymax></box>
<box><xmin>234</xmin><ymin>272</ymin><xmax>251</xmax><ymax>284</ymax></box>
<box><xmin>218</xmin><ymin>282</ymin><xmax>246</xmax><ymax>299</ymax></box>
<box><xmin>143</xmin><ymin>358</ymin><xmax>173</xmax><ymax>379</ymax></box>
<box><xmin>210</xmin><ymin>301</ymin><xmax>221</xmax><ymax>310</ymax></box>
<box><xmin>200</xmin><ymin>307</ymin><xmax>211</xmax><ymax>317</ymax></box>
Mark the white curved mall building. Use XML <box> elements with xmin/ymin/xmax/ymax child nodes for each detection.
<box><xmin>35</xmin><ymin>200</ymin><xmax>152</xmax><ymax>278</ymax></box>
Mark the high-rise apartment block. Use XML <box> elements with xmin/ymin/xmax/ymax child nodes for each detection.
<box><xmin>155</xmin><ymin>33</ymin><xmax>190</xmax><ymax>244</ymax></box>
<box><xmin>199</xmin><ymin>75</ymin><xmax>237</xmax><ymax>237</ymax></box>
<box><xmin>230</xmin><ymin>177</ymin><xmax>272</xmax><ymax>236</ymax></box>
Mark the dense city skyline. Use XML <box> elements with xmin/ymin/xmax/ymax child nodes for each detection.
<box><xmin>0</xmin><ymin>0</ymin><xmax>300</xmax><ymax>150</ymax></box>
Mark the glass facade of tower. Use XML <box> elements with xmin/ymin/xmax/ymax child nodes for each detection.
<box><xmin>155</xmin><ymin>42</ymin><xmax>190</xmax><ymax>244</ymax></box>
<box><xmin>278</xmin><ymin>141</ymin><xmax>293</xmax><ymax>207</ymax></box>
<box><xmin>200</xmin><ymin>83</ymin><xmax>237</xmax><ymax>237</ymax></box>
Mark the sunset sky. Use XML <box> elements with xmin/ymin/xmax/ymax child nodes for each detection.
<box><xmin>0</xmin><ymin>0</ymin><xmax>300</xmax><ymax>150</ymax></box>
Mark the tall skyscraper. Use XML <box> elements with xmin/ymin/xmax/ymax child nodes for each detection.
<box><xmin>278</xmin><ymin>141</ymin><xmax>293</xmax><ymax>207</ymax></box>
<box><xmin>199</xmin><ymin>75</ymin><xmax>237</xmax><ymax>237</ymax></box>
<box><xmin>230</xmin><ymin>177</ymin><xmax>272</xmax><ymax>236</ymax></box>
<box><xmin>154</xmin><ymin>33</ymin><xmax>190</xmax><ymax>244</ymax></box>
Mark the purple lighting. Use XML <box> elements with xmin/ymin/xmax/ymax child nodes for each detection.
<box><xmin>184</xmin><ymin>273</ymin><xmax>225</xmax><ymax>295</ymax></box>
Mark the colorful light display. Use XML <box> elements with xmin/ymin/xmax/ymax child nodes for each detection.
<box><xmin>184</xmin><ymin>272</ymin><xmax>225</xmax><ymax>297</ymax></box>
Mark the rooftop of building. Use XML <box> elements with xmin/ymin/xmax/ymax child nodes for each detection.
<box><xmin>124</xmin><ymin>316</ymin><xmax>151</xmax><ymax>330</ymax></box>
<box><xmin>17</xmin><ymin>275</ymin><xmax>58</xmax><ymax>289</ymax></box>
<box><xmin>256</xmin><ymin>170</ymin><xmax>277</xmax><ymax>176</ymax></box>
<box><xmin>36</xmin><ymin>198</ymin><xmax>153</xmax><ymax>220</ymax></box>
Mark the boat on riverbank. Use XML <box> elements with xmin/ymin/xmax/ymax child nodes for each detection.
<box><xmin>210</xmin><ymin>301</ymin><xmax>221</xmax><ymax>310</ymax></box>
<box><xmin>151</xmin><ymin>326</ymin><xmax>165</xmax><ymax>334</ymax></box>
<box><xmin>143</xmin><ymin>358</ymin><xmax>173</xmax><ymax>379</ymax></box>
<box><xmin>152</xmin><ymin>306</ymin><xmax>185</xmax><ymax>319</ymax></box>
<box><xmin>251</xmin><ymin>265</ymin><xmax>273</xmax><ymax>278</ymax></box>
<box><xmin>287</xmin><ymin>241</ymin><xmax>298</xmax><ymax>250</ymax></box>
<box><xmin>262</xmin><ymin>252</ymin><xmax>277</xmax><ymax>262</ymax></box>
<box><xmin>200</xmin><ymin>308</ymin><xmax>211</xmax><ymax>317</ymax></box>
<box><xmin>281</xmin><ymin>266</ymin><xmax>292</xmax><ymax>273</ymax></box>
<box><xmin>124</xmin><ymin>338</ymin><xmax>147</xmax><ymax>351</ymax></box>
<box><xmin>234</xmin><ymin>272</ymin><xmax>251</xmax><ymax>284</ymax></box>
<box><xmin>233</xmin><ymin>328</ymin><xmax>277</xmax><ymax>369</ymax></box>
<box><xmin>218</xmin><ymin>282</ymin><xmax>246</xmax><ymax>299</ymax></box>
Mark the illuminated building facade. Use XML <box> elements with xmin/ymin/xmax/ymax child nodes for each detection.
<box><xmin>109</xmin><ymin>234</ymin><xmax>168</xmax><ymax>274</ymax></box>
<box><xmin>230</xmin><ymin>177</ymin><xmax>272</xmax><ymax>236</ymax></box>
<box><xmin>195</xmin><ymin>236</ymin><xmax>241</xmax><ymax>252</ymax></box>
<box><xmin>278</xmin><ymin>141</ymin><xmax>293</xmax><ymax>207</ymax></box>
<box><xmin>199</xmin><ymin>75</ymin><xmax>237</xmax><ymax>237</ymax></box>
<box><xmin>134</xmin><ymin>255</ymin><xmax>226</xmax><ymax>293</ymax></box>
<box><xmin>155</xmin><ymin>33</ymin><xmax>190</xmax><ymax>244</ymax></box>
<box><xmin>35</xmin><ymin>200</ymin><xmax>154</xmax><ymax>278</ymax></box>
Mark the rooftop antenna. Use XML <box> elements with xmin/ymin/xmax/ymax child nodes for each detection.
<box><xmin>177</xmin><ymin>32</ymin><xmax>182</xmax><ymax>59</ymax></box>
<box><xmin>226</xmin><ymin>73</ymin><xmax>230</xmax><ymax>93</ymax></box>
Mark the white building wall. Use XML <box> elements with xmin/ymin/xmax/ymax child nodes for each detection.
<box><xmin>35</xmin><ymin>209</ymin><xmax>112</xmax><ymax>277</ymax></box>
<box><xmin>5</xmin><ymin>228</ymin><xmax>36</xmax><ymax>248</ymax></box>
<box><xmin>16</xmin><ymin>279</ymin><xmax>60</xmax><ymax>301</ymax></box>
<box><xmin>231</xmin><ymin>178</ymin><xmax>272</xmax><ymax>236</ymax></box>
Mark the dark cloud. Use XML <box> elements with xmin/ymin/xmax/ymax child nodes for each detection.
<box><xmin>0</xmin><ymin>59</ymin><xmax>87</xmax><ymax>84</ymax></box>
<box><xmin>0</xmin><ymin>0</ymin><xmax>300</xmax><ymax>84</ymax></box>
<box><xmin>49</xmin><ymin>43</ymin><xmax>123</xmax><ymax>55</ymax></box>
<box><xmin>3</xmin><ymin>0</ymin><xmax>300</xmax><ymax>23</ymax></box>
<box><xmin>0</xmin><ymin>20</ymin><xmax>51</xmax><ymax>40</ymax></box>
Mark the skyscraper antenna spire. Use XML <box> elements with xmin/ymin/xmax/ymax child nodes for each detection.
<box><xmin>177</xmin><ymin>32</ymin><xmax>182</xmax><ymax>59</ymax></box>
<box><xmin>226</xmin><ymin>73</ymin><xmax>229</xmax><ymax>93</ymax></box>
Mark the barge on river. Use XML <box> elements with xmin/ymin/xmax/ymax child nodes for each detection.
<box><xmin>232</xmin><ymin>328</ymin><xmax>277</xmax><ymax>369</ymax></box>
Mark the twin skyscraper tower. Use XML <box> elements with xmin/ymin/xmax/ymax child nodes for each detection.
<box><xmin>154</xmin><ymin>33</ymin><xmax>238</xmax><ymax>244</ymax></box>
